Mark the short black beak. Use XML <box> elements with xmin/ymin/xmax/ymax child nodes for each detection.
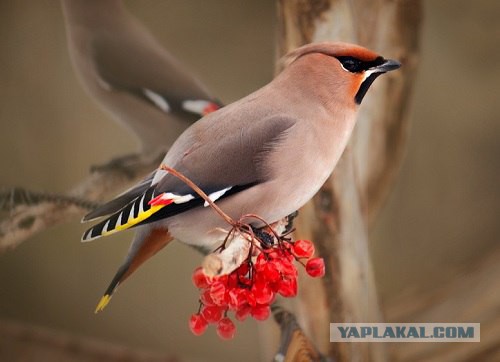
<box><xmin>373</xmin><ymin>59</ymin><xmax>401</xmax><ymax>73</ymax></box>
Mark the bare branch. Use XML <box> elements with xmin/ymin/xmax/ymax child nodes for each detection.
<box><xmin>0</xmin><ymin>188</ymin><xmax>95</xmax><ymax>212</ymax></box>
<box><xmin>0</xmin><ymin>319</ymin><xmax>181</xmax><ymax>362</ymax></box>
<box><xmin>0</xmin><ymin>155</ymin><xmax>161</xmax><ymax>251</ymax></box>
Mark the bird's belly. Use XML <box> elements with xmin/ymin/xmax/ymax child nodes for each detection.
<box><xmin>163</xmin><ymin>208</ymin><xmax>238</xmax><ymax>252</ymax></box>
<box><xmin>163</xmin><ymin>161</ymin><xmax>332</xmax><ymax>251</ymax></box>
<box><xmin>163</xmin><ymin>119</ymin><xmax>347</xmax><ymax>251</ymax></box>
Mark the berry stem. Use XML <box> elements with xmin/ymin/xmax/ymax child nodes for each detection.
<box><xmin>160</xmin><ymin>165</ymin><xmax>235</xmax><ymax>226</ymax></box>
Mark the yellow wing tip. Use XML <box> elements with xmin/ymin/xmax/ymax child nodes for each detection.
<box><xmin>94</xmin><ymin>294</ymin><xmax>112</xmax><ymax>314</ymax></box>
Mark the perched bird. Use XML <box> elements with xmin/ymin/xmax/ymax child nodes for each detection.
<box><xmin>82</xmin><ymin>42</ymin><xmax>400</xmax><ymax>312</ymax></box>
<box><xmin>61</xmin><ymin>0</ymin><xmax>221</xmax><ymax>166</ymax></box>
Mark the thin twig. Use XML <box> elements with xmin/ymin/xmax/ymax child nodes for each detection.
<box><xmin>0</xmin><ymin>153</ymin><xmax>161</xmax><ymax>251</ymax></box>
<box><xmin>0</xmin><ymin>188</ymin><xmax>99</xmax><ymax>212</ymax></box>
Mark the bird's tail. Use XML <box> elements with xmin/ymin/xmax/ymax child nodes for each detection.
<box><xmin>95</xmin><ymin>227</ymin><xmax>173</xmax><ymax>313</ymax></box>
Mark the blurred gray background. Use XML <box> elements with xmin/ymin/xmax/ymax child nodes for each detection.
<box><xmin>0</xmin><ymin>1</ymin><xmax>498</xmax><ymax>361</ymax></box>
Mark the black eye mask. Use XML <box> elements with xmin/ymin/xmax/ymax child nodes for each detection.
<box><xmin>336</xmin><ymin>56</ymin><xmax>385</xmax><ymax>73</ymax></box>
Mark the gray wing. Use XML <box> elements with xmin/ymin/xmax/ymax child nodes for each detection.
<box><xmin>93</xmin><ymin>29</ymin><xmax>221</xmax><ymax>118</ymax></box>
<box><xmin>81</xmin><ymin>115</ymin><xmax>296</xmax><ymax>241</ymax></box>
<box><xmin>63</xmin><ymin>0</ymin><xmax>221</xmax><ymax>154</ymax></box>
<box><xmin>155</xmin><ymin>113</ymin><xmax>297</xmax><ymax>194</ymax></box>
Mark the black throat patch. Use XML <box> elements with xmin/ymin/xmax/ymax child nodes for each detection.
<box><xmin>335</xmin><ymin>56</ymin><xmax>386</xmax><ymax>105</ymax></box>
<box><xmin>355</xmin><ymin>73</ymin><xmax>382</xmax><ymax>104</ymax></box>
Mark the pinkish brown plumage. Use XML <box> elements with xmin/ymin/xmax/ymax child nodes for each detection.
<box><xmin>82</xmin><ymin>41</ymin><xmax>400</xmax><ymax>310</ymax></box>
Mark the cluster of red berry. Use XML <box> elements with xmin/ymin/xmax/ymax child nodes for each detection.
<box><xmin>189</xmin><ymin>238</ymin><xmax>325</xmax><ymax>339</ymax></box>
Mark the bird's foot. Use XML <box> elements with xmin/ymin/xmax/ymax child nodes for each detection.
<box><xmin>283</xmin><ymin>211</ymin><xmax>299</xmax><ymax>235</ymax></box>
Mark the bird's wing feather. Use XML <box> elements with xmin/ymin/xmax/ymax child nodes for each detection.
<box><xmin>82</xmin><ymin>115</ymin><xmax>296</xmax><ymax>241</ymax></box>
<box><xmin>82</xmin><ymin>171</ymin><xmax>156</xmax><ymax>222</ymax></box>
<box><xmin>93</xmin><ymin>35</ymin><xmax>220</xmax><ymax>117</ymax></box>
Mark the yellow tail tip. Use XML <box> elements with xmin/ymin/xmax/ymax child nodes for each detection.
<box><xmin>94</xmin><ymin>294</ymin><xmax>112</xmax><ymax>314</ymax></box>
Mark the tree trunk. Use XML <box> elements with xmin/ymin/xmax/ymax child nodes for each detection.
<box><xmin>276</xmin><ymin>0</ymin><xmax>422</xmax><ymax>360</ymax></box>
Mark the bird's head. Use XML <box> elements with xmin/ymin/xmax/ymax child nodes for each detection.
<box><xmin>280</xmin><ymin>42</ymin><xmax>401</xmax><ymax>105</ymax></box>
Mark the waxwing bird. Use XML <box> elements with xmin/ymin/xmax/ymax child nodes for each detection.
<box><xmin>83</xmin><ymin>42</ymin><xmax>401</xmax><ymax>312</ymax></box>
<box><xmin>61</xmin><ymin>0</ymin><xmax>221</xmax><ymax>165</ymax></box>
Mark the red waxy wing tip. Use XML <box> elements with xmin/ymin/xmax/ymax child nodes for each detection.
<box><xmin>148</xmin><ymin>193</ymin><xmax>174</xmax><ymax>206</ymax></box>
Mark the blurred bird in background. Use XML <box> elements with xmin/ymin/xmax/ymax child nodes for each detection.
<box><xmin>61</xmin><ymin>0</ymin><xmax>222</xmax><ymax>170</ymax></box>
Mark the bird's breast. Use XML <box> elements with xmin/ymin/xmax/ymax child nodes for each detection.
<box><xmin>164</xmin><ymin>109</ymin><xmax>358</xmax><ymax>250</ymax></box>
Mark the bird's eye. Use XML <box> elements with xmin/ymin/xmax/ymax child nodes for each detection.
<box><xmin>336</xmin><ymin>56</ymin><xmax>363</xmax><ymax>73</ymax></box>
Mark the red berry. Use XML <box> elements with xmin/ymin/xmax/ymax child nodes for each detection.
<box><xmin>246</xmin><ymin>290</ymin><xmax>257</xmax><ymax>307</ymax></box>
<box><xmin>277</xmin><ymin>277</ymin><xmax>297</xmax><ymax>297</ymax></box>
<box><xmin>268</xmin><ymin>280</ymin><xmax>280</xmax><ymax>293</ymax></box>
<box><xmin>216</xmin><ymin>317</ymin><xmax>236</xmax><ymax>340</ymax></box>
<box><xmin>252</xmin><ymin>283</ymin><xmax>275</xmax><ymax>305</ymax></box>
<box><xmin>227</xmin><ymin>288</ymin><xmax>247</xmax><ymax>310</ymax></box>
<box><xmin>201</xmin><ymin>305</ymin><xmax>223</xmax><ymax>323</ymax></box>
<box><xmin>213</xmin><ymin>274</ymin><xmax>228</xmax><ymax>284</ymax></box>
<box><xmin>306</xmin><ymin>257</ymin><xmax>325</xmax><ymax>278</ymax></box>
<box><xmin>238</xmin><ymin>275</ymin><xmax>252</xmax><ymax>287</ymax></box>
<box><xmin>293</xmin><ymin>240</ymin><xmax>315</xmax><ymax>258</ymax></box>
<box><xmin>227</xmin><ymin>272</ymin><xmax>239</xmax><ymax>288</ymax></box>
<box><xmin>262</xmin><ymin>262</ymin><xmax>280</xmax><ymax>283</ymax></box>
<box><xmin>210</xmin><ymin>281</ymin><xmax>228</xmax><ymax>306</ymax></box>
<box><xmin>253</xmin><ymin>268</ymin><xmax>267</xmax><ymax>285</ymax></box>
<box><xmin>189</xmin><ymin>313</ymin><xmax>208</xmax><ymax>336</ymax></box>
<box><xmin>267</xmin><ymin>250</ymin><xmax>280</xmax><ymax>260</ymax></box>
<box><xmin>256</xmin><ymin>252</ymin><xmax>267</xmax><ymax>266</ymax></box>
<box><xmin>279</xmin><ymin>248</ymin><xmax>295</xmax><ymax>262</ymax></box>
<box><xmin>192</xmin><ymin>267</ymin><xmax>210</xmax><ymax>289</ymax></box>
<box><xmin>251</xmin><ymin>305</ymin><xmax>271</xmax><ymax>321</ymax></box>
<box><xmin>200</xmin><ymin>289</ymin><xmax>216</xmax><ymax>306</ymax></box>
<box><xmin>275</xmin><ymin>259</ymin><xmax>297</xmax><ymax>278</ymax></box>
<box><xmin>236</xmin><ymin>262</ymin><xmax>250</xmax><ymax>276</ymax></box>
<box><xmin>235</xmin><ymin>305</ymin><xmax>252</xmax><ymax>321</ymax></box>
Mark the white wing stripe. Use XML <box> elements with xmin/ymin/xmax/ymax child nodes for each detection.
<box><xmin>116</xmin><ymin>211</ymin><xmax>123</xmax><ymax>226</ymax></box>
<box><xmin>143</xmin><ymin>88</ymin><xmax>170</xmax><ymax>112</ymax></box>
<box><xmin>162</xmin><ymin>192</ymin><xmax>195</xmax><ymax>204</ymax></box>
<box><xmin>182</xmin><ymin>100</ymin><xmax>211</xmax><ymax>115</ymax></box>
<box><xmin>139</xmin><ymin>194</ymin><xmax>146</xmax><ymax>214</ymax></box>
<box><xmin>102</xmin><ymin>219</ymin><xmax>111</xmax><ymax>233</ymax></box>
<box><xmin>204</xmin><ymin>187</ymin><xmax>232</xmax><ymax>207</ymax></box>
<box><xmin>130</xmin><ymin>202</ymin><xmax>135</xmax><ymax>220</ymax></box>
